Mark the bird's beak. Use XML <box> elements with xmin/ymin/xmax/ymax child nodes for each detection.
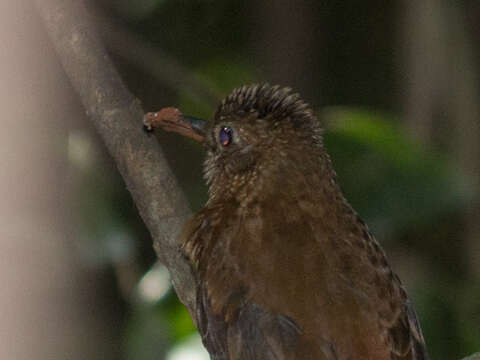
<box><xmin>143</xmin><ymin>107</ymin><xmax>206</xmax><ymax>142</ymax></box>
<box><xmin>179</xmin><ymin>115</ymin><xmax>207</xmax><ymax>142</ymax></box>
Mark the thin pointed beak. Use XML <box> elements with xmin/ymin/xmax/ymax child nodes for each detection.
<box><xmin>179</xmin><ymin>115</ymin><xmax>207</xmax><ymax>139</ymax></box>
<box><xmin>143</xmin><ymin>107</ymin><xmax>207</xmax><ymax>142</ymax></box>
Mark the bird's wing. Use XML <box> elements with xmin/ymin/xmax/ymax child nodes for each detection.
<box><xmin>196</xmin><ymin>285</ymin><xmax>338</xmax><ymax>360</ymax></box>
<box><xmin>195</xmin><ymin>283</ymin><xmax>300</xmax><ymax>360</ymax></box>
<box><xmin>406</xmin><ymin>299</ymin><xmax>429</xmax><ymax>360</ymax></box>
<box><xmin>226</xmin><ymin>302</ymin><xmax>301</xmax><ymax>360</ymax></box>
<box><xmin>386</xmin><ymin>298</ymin><xmax>429</xmax><ymax>360</ymax></box>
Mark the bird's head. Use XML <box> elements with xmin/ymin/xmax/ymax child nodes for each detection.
<box><xmin>147</xmin><ymin>84</ymin><xmax>327</xmax><ymax>202</ymax></box>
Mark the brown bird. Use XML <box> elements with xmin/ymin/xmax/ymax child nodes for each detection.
<box><xmin>144</xmin><ymin>84</ymin><xmax>428</xmax><ymax>360</ymax></box>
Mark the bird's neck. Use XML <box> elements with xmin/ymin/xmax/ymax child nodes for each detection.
<box><xmin>206</xmin><ymin>144</ymin><xmax>347</xmax><ymax>215</ymax></box>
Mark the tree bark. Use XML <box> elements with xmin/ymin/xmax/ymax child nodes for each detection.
<box><xmin>33</xmin><ymin>0</ymin><xmax>198</xmax><ymax>318</ymax></box>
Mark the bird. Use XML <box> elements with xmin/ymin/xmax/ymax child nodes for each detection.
<box><xmin>144</xmin><ymin>83</ymin><xmax>428</xmax><ymax>360</ymax></box>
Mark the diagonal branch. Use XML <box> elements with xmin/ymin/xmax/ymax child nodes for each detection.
<box><xmin>33</xmin><ymin>0</ymin><xmax>198</xmax><ymax>317</ymax></box>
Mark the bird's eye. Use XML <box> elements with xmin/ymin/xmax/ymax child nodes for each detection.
<box><xmin>219</xmin><ymin>126</ymin><xmax>233</xmax><ymax>147</ymax></box>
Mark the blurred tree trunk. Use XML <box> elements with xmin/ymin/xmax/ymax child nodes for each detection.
<box><xmin>250</xmin><ymin>0</ymin><xmax>321</xmax><ymax>100</ymax></box>
<box><xmin>0</xmin><ymin>1</ymin><xmax>120</xmax><ymax>359</ymax></box>
<box><xmin>401</xmin><ymin>0</ymin><xmax>447</xmax><ymax>145</ymax></box>
<box><xmin>400</xmin><ymin>0</ymin><xmax>480</xmax><ymax>281</ymax></box>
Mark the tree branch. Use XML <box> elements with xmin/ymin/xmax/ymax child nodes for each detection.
<box><xmin>33</xmin><ymin>0</ymin><xmax>197</xmax><ymax>317</ymax></box>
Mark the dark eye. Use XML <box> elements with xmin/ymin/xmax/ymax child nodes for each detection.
<box><xmin>219</xmin><ymin>126</ymin><xmax>233</xmax><ymax>147</ymax></box>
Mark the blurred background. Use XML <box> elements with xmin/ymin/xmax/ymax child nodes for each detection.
<box><xmin>1</xmin><ymin>0</ymin><xmax>479</xmax><ymax>359</ymax></box>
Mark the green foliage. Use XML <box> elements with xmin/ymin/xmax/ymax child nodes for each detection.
<box><xmin>177</xmin><ymin>59</ymin><xmax>257</xmax><ymax>120</ymax></box>
<box><xmin>161</xmin><ymin>291</ymin><xmax>198</xmax><ymax>341</ymax></box>
<box><xmin>124</xmin><ymin>305</ymin><xmax>170</xmax><ymax>360</ymax></box>
<box><xmin>461</xmin><ymin>353</ymin><xmax>480</xmax><ymax>360</ymax></box>
<box><xmin>323</xmin><ymin>107</ymin><xmax>469</xmax><ymax>239</ymax></box>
